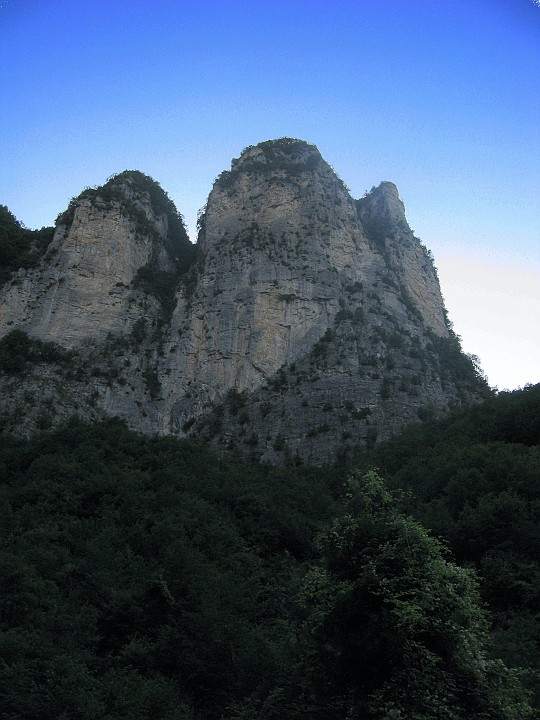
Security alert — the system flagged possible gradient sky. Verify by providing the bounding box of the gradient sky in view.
[1,0,539,390]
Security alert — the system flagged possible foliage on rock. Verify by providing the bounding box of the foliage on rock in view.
[0,205,54,284]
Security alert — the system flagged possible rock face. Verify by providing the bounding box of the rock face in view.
[0,139,489,464]
[1,199,151,347]
[0,172,183,347]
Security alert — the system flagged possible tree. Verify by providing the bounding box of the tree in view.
[0,205,54,283]
[300,470,533,719]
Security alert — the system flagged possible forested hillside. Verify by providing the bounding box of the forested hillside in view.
[360,382,540,708]
[0,384,538,718]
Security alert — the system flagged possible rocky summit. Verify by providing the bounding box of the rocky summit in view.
[0,138,489,464]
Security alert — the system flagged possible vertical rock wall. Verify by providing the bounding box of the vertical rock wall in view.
[0,140,489,462]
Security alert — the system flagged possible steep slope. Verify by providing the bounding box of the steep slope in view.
[0,171,195,436]
[0,140,489,461]
[162,139,373,429]
[356,181,449,335]
[0,171,192,347]
[172,139,488,463]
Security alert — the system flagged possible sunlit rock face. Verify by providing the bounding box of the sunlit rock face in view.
[0,140,489,463]
[166,141,371,399]
[0,173,173,347]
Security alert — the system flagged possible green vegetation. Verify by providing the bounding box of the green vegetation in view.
[132,264,184,322]
[142,364,161,399]
[359,382,540,706]
[300,470,532,718]
[215,138,323,190]
[0,329,74,374]
[427,330,492,397]
[0,385,538,718]
[55,171,197,323]
[0,420,334,719]
[56,170,190,254]
[0,205,54,284]
[358,213,394,251]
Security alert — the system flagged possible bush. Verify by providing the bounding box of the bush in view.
[0,205,54,284]
[0,329,73,374]
[301,470,534,718]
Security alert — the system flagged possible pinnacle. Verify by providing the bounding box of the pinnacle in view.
[358,181,406,224]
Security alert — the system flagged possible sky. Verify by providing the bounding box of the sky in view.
[1,0,539,391]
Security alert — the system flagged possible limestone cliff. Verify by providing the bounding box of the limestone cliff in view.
[0,171,193,346]
[356,181,448,336]
[0,139,490,463]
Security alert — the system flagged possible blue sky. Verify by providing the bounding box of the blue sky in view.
[1,0,539,390]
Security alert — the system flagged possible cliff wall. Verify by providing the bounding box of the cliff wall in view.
[0,140,489,463]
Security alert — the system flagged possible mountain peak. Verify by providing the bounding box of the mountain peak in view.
[357,181,407,226]
[235,137,321,166]
[214,138,325,191]
[0,143,489,462]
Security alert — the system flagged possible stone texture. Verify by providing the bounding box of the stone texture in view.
[0,140,489,462]
[0,180,167,348]
[356,181,448,336]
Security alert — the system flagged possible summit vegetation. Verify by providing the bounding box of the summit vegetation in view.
[0,205,54,284]
[0,384,538,718]
[215,138,324,190]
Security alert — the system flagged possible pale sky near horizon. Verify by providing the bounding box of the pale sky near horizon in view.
[1,0,539,391]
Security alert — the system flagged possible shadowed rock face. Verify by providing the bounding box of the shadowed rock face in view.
[0,140,489,463]
[356,181,448,337]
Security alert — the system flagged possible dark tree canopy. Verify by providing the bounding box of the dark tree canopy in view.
[0,385,538,718]
[300,470,532,719]
[0,204,54,284]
